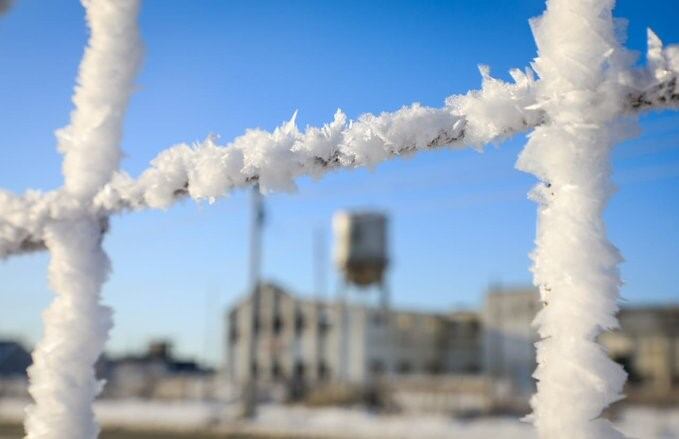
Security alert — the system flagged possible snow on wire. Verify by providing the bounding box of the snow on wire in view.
[0,0,677,438]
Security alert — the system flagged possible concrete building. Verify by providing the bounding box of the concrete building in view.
[226,282,679,410]
[482,286,541,400]
[225,283,482,392]
[0,340,31,377]
[102,341,214,400]
[0,340,32,399]
[482,287,679,405]
[601,306,679,403]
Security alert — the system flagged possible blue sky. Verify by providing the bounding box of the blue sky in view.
[0,0,677,366]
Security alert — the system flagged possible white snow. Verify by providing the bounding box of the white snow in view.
[2,399,679,439]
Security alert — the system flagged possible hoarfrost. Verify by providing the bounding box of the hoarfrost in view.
[22,1,142,438]
[0,1,677,438]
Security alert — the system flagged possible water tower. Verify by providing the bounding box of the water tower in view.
[333,211,390,382]
[333,211,389,308]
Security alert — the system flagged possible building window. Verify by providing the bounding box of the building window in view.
[464,363,481,374]
[397,360,412,374]
[371,312,386,326]
[318,314,330,335]
[273,315,283,335]
[253,316,261,335]
[426,361,443,375]
[229,326,239,343]
[294,361,306,379]
[271,361,282,380]
[317,361,329,380]
[229,310,239,342]
[612,354,639,383]
[295,311,306,336]
[370,359,385,375]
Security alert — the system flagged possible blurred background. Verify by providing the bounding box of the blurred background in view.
[0,0,677,437]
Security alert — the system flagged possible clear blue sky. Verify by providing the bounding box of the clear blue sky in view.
[0,0,677,366]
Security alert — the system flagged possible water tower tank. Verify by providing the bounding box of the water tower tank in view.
[333,211,388,286]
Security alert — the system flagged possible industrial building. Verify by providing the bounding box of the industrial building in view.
[481,288,679,405]
[482,286,541,400]
[601,306,679,403]
[101,341,214,400]
[225,282,482,390]
[228,205,679,412]
[0,340,31,377]
[226,284,679,409]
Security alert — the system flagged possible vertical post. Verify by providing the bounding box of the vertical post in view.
[25,2,141,435]
[314,226,327,301]
[314,226,327,382]
[25,218,112,439]
[242,183,264,417]
[517,1,629,437]
[337,280,350,382]
[202,288,216,401]
[379,280,389,314]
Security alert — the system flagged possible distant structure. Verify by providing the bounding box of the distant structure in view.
[0,340,31,377]
[226,284,679,410]
[226,283,481,393]
[482,286,541,401]
[333,211,389,288]
[601,306,679,403]
[101,341,214,400]
[0,340,32,399]
[331,210,393,392]
[242,185,266,416]
[483,287,679,406]
[0,339,215,401]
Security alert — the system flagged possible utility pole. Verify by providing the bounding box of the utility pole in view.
[314,225,326,301]
[314,225,327,381]
[242,183,265,417]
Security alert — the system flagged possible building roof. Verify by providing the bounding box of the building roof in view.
[0,340,32,376]
[617,305,679,336]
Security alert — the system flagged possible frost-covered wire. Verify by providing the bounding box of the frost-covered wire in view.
[94,67,541,212]
[89,32,678,216]
[0,66,541,257]
[2,31,676,258]
[626,29,679,113]
[516,0,637,437]
[21,1,142,438]
[58,0,143,200]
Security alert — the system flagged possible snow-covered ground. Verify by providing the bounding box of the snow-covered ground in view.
[1,398,678,438]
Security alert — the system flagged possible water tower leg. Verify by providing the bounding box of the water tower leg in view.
[379,280,390,314]
[337,280,350,382]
